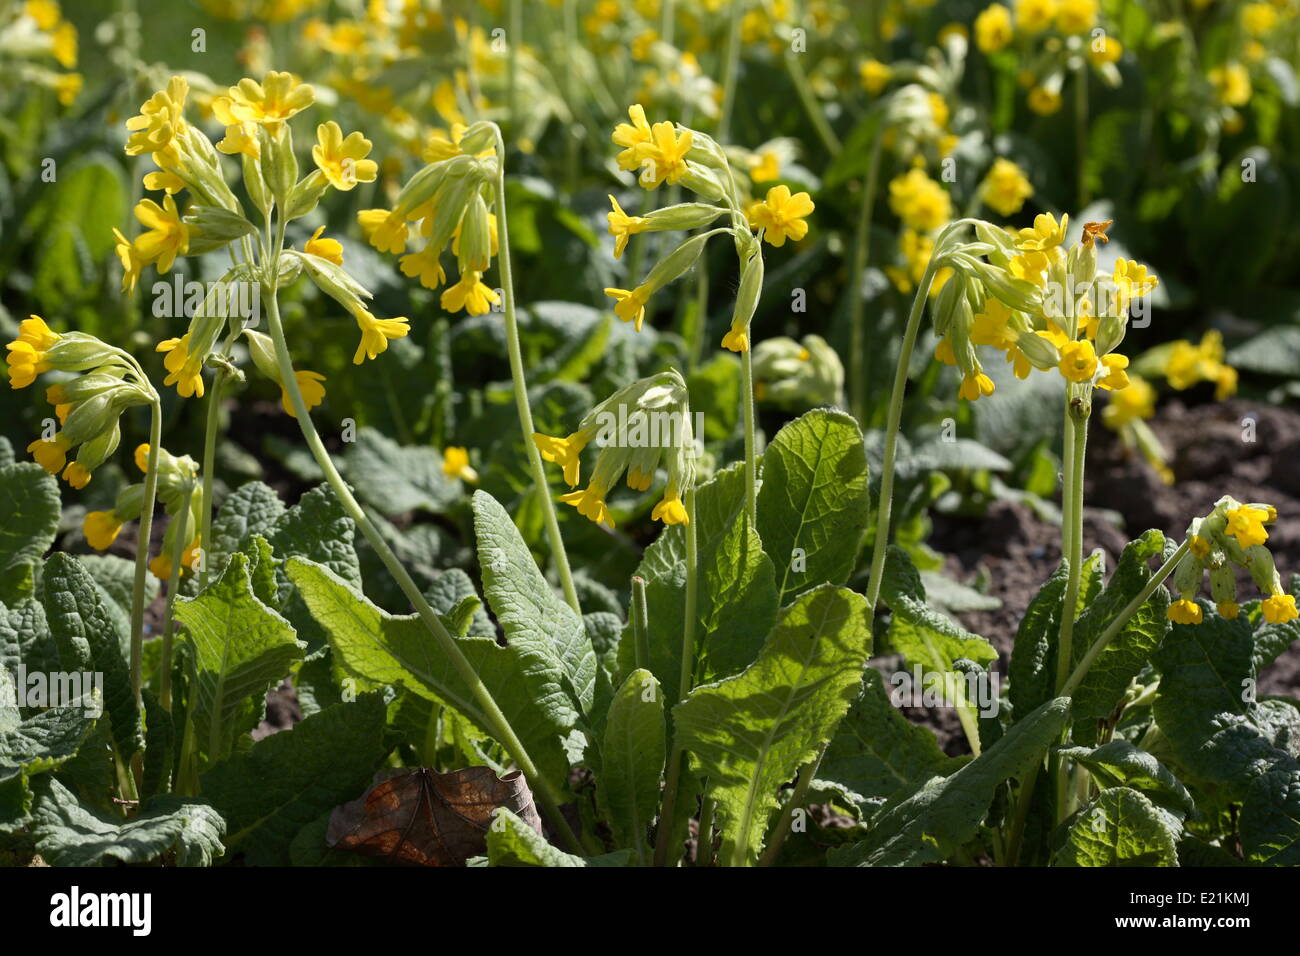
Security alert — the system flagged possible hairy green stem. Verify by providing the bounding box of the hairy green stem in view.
[631,575,650,671]
[129,402,163,714]
[197,369,227,590]
[1054,404,1090,693]
[741,349,758,527]
[158,484,194,713]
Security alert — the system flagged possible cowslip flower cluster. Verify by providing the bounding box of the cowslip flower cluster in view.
[533,370,696,529]
[1168,497,1297,626]
[604,104,814,353]
[0,0,81,104]
[930,214,1158,403]
[6,316,155,489]
[84,444,203,580]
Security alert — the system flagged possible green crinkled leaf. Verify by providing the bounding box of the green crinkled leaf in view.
[1009,561,1069,720]
[267,484,360,650]
[830,697,1071,867]
[1252,576,1300,672]
[673,585,873,866]
[424,568,496,637]
[882,546,998,672]
[1,598,57,677]
[77,554,159,624]
[174,552,304,763]
[40,552,141,758]
[0,670,96,825]
[757,409,870,606]
[33,777,225,867]
[201,694,389,866]
[1056,787,1182,867]
[473,490,595,719]
[597,669,664,862]
[0,462,60,604]
[206,480,287,576]
[343,427,460,517]
[485,808,632,867]
[816,668,963,813]
[1057,741,1195,816]
[286,557,573,789]
[1239,768,1300,865]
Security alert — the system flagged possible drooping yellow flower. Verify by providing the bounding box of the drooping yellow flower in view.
[361,209,408,255]
[26,0,61,31]
[212,95,261,159]
[651,490,689,525]
[1059,339,1098,382]
[1262,593,1298,624]
[604,286,651,331]
[859,59,892,94]
[1168,599,1203,625]
[313,121,379,190]
[1016,212,1069,252]
[1224,505,1270,548]
[282,370,326,419]
[440,271,501,316]
[53,72,82,106]
[124,76,189,165]
[1097,353,1130,391]
[442,446,479,483]
[980,158,1034,217]
[750,150,780,182]
[304,225,343,265]
[560,484,614,527]
[975,4,1013,53]
[84,510,124,551]
[1009,249,1050,286]
[352,310,411,365]
[62,461,91,489]
[607,195,649,259]
[143,169,185,194]
[722,319,750,353]
[226,71,315,128]
[971,300,1019,351]
[133,195,190,274]
[6,316,60,389]
[1208,63,1251,107]
[51,20,76,68]
[399,246,447,290]
[748,185,814,248]
[1217,601,1241,620]
[1055,0,1097,34]
[27,433,69,474]
[1243,2,1278,37]
[533,432,591,487]
[959,372,996,401]
[612,104,654,172]
[156,334,205,398]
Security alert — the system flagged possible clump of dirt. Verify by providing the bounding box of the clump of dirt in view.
[926,397,1300,754]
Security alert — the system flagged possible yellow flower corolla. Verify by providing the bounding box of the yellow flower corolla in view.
[651,491,689,525]
[62,461,91,489]
[125,76,189,165]
[441,271,501,316]
[1224,505,1270,548]
[1102,374,1155,429]
[959,372,996,401]
[1113,259,1158,309]
[442,446,479,483]
[1088,37,1122,66]
[1208,63,1251,106]
[607,195,649,259]
[156,333,205,398]
[1167,598,1203,625]
[975,4,1013,53]
[639,121,693,188]
[304,225,344,265]
[27,433,69,474]
[722,320,750,353]
[352,310,411,365]
[283,370,326,419]
[860,59,892,94]
[560,484,613,527]
[1262,593,1298,624]
[612,104,654,172]
[604,286,651,331]
[313,121,379,190]
[533,432,591,487]
[1097,353,1130,391]
[748,185,814,247]
[399,246,446,290]
[1217,601,1241,620]
[1055,0,1097,33]
[226,71,315,128]
[6,316,60,389]
[1242,3,1278,37]
[1016,212,1069,252]
[980,158,1034,216]
[1027,87,1062,115]
[888,168,952,233]
[1016,0,1057,33]
[133,195,190,274]
[84,510,124,551]
[1059,339,1099,382]
[212,96,261,159]
[360,209,409,255]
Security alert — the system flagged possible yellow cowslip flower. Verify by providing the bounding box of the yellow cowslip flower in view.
[1097,353,1130,391]
[1009,249,1050,286]
[935,337,958,366]
[980,158,1033,217]
[125,76,189,165]
[1208,63,1251,106]
[156,334,205,398]
[53,72,82,107]
[1217,601,1241,620]
[1027,87,1062,115]
[971,300,1019,351]
[928,93,950,129]
[1224,505,1270,548]
[1243,2,1277,37]
[1262,593,1298,624]
[533,432,591,487]
[225,71,315,128]
[860,59,892,94]
[612,104,654,172]
[1016,212,1069,252]
[1102,373,1155,429]
[150,535,201,581]
[1189,534,1211,559]
[51,20,76,68]
[133,195,190,274]
[604,286,651,331]
[639,121,693,189]
[134,443,150,473]
[560,483,614,527]
[748,185,814,248]
[722,318,751,353]
[1088,36,1122,67]
[750,150,780,183]
[1113,259,1158,308]
[626,466,654,492]
[651,488,689,525]
[6,316,60,388]
[26,0,61,30]
[1055,0,1097,33]
[959,372,996,401]
[1167,598,1203,625]
[143,169,185,194]
[352,310,411,365]
[304,225,343,265]
[975,4,1013,53]
[1016,0,1057,33]
[442,446,479,483]
[83,510,124,551]
[282,370,326,419]
[399,246,446,290]
[27,434,69,473]
[440,271,500,316]
[607,195,649,259]
[888,168,952,233]
[1059,339,1098,382]
[62,461,91,489]
[362,209,408,255]
[313,121,379,191]
[212,96,260,159]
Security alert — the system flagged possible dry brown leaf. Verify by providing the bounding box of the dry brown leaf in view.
[326,766,543,866]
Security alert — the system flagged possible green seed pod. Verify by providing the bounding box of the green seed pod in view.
[113,483,146,522]
[730,244,764,332]
[242,152,272,219]
[261,124,298,207]
[678,164,725,202]
[643,230,711,294]
[71,420,121,474]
